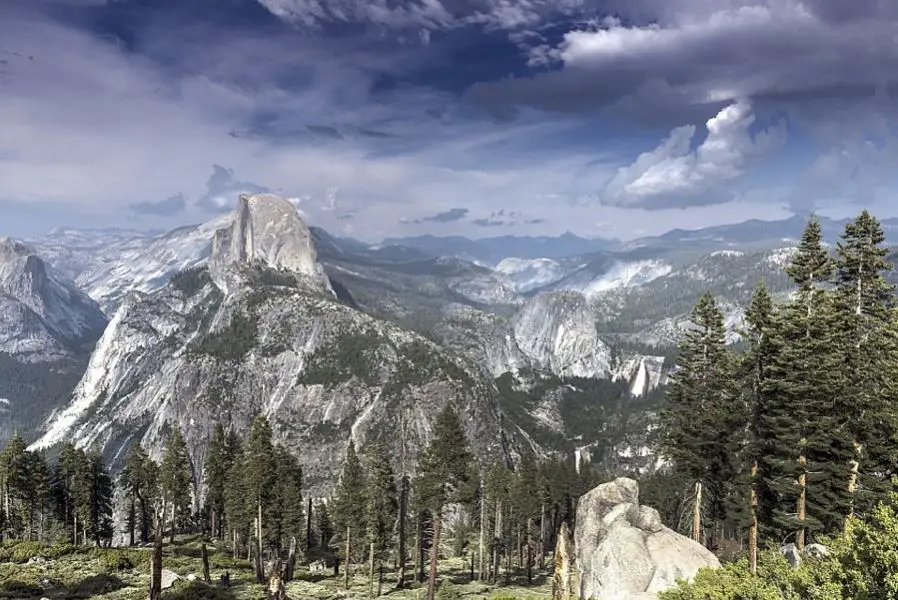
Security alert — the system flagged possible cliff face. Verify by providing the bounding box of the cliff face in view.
[0,238,106,361]
[31,195,509,495]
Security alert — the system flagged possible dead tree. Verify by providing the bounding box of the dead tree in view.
[552,522,575,600]
[285,536,297,582]
[201,543,211,583]
[149,541,163,600]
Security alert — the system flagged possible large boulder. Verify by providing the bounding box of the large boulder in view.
[574,477,720,600]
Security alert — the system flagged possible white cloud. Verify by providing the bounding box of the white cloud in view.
[603,100,785,208]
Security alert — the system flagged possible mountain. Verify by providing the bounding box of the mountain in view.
[31,195,512,494]
[0,238,107,441]
[379,232,617,264]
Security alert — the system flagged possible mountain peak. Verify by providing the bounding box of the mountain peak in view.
[209,193,332,293]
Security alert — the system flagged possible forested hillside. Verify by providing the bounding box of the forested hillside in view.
[658,210,898,598]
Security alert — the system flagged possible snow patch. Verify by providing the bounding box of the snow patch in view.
[580,260,672,295]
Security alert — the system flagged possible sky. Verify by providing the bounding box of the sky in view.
[2,0,898,242]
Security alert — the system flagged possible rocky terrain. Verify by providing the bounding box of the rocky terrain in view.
[30,195,510,494]
[13,197,877,487]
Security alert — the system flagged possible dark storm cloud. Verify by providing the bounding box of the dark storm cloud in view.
[196,165,269,212]
[129,192,188,216]
[464,2,898,123]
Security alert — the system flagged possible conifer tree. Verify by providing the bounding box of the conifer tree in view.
[659,291,738,546]
[364,440,398,569]
[739,281,778,572]
[331,439,367,563]
[416,402,474,600]
[0,433,30,538]
[86,450,114,546]
[832,210,898,521]
[204,424,239,539]
[763,217,841,545]
[54,442,91,544]
[314,501,334,549]
[242,414,278,567]
[121,443,159,544]
[160,426,193,542]
[273,445,304,549]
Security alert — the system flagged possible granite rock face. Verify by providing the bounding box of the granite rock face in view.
[574,477,720,600]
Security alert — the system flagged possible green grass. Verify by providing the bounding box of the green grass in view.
[0,538,551,600]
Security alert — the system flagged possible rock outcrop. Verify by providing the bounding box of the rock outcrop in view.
[574,477,719,600]
[31,194,509,505]
[0,238,106,360]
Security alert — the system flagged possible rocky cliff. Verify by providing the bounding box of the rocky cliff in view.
[31,195,509,494]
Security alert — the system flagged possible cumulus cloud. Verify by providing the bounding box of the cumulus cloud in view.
[602,100,786,209]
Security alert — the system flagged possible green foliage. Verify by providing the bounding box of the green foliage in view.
[436,578,462,600]
[330,439,367,551]
[662,491,898,600]
[169,267,212,297]
[161,425,193,539]
[297,330,383,387]
[364,439,398,563]
[193,310,258,360]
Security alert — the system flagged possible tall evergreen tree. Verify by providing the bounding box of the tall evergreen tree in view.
[204,424,239,539]
[160,426,193,542]
[365,440,398,568]
[242,414,278,559]
[86,450,114,546]
[273,445,304,549]
[331,439,367,562]
[763,217,842,545]
[416,402,474,600]
[121,443,159,544]
[659,291,738,546]
[831,210,898,521]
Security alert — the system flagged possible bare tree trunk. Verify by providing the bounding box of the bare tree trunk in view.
[306,498,313,550]
[369,542,376,598]
[692,481,702,544]
[202,543,211,583]
[478,481,486,580]
[797,454,807,551]
[416,515,425,583]
[232,530,239,561]
[505,541,511,585]
[749,461,758,575]
[129,498,136,546]
[539,502,546,571]
[551,522,574,600]
[425,515,442,600]
[345,526,352,590]
[526,517,533,585]
[149,541,163,600]
[256,501,265,583]
[286,536,297,582]
[397,476,408,588]
[845,441,861,533]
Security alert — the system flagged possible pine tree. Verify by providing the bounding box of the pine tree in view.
[86,450,114,546]
[0,433,30,538]
[242,414,278,579]
[416,402,474,600]
[53,442,91,544]
[204,424,239,539]
[831,210,898,522]
[738,281,778,572]
[659,291,738,546]
[763,217,842,544]
[121,443,159,544]
[160,426,193,542]
[314,501,334,549]
[273,445,304,549]
[364,440,398,568]
[331,439,367,563]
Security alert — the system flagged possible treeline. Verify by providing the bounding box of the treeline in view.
[659,211,898,571]
[0,437,113,545]
[1,404,599,599]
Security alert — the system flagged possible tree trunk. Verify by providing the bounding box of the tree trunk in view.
[526,517,533,585]
[551,522,574,600]
[306,498,313,550]
[692,481,702,544]
[256,502,265,583]
[233,530,239,561]
[369,542,376,598]
[539,502,546,570]
[797,454,807,550]
[129,498,136,546]
[416,515,425,583]
[478,482,486,580]
[425,515,442,600]
[202,543,211,583]
[169,500,175,544]
[845,441,862,533]
[344,526,351,590]
[505,541,511,585]
[149,541,163,600]
[286,536,297,582]
[470,553,474,582]
[749,461,758,575]
[397,476,408,588]
[211,510,217,540]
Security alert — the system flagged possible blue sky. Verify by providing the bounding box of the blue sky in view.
[2,0,898,241]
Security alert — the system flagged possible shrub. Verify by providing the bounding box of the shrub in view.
[436,579,462,600]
